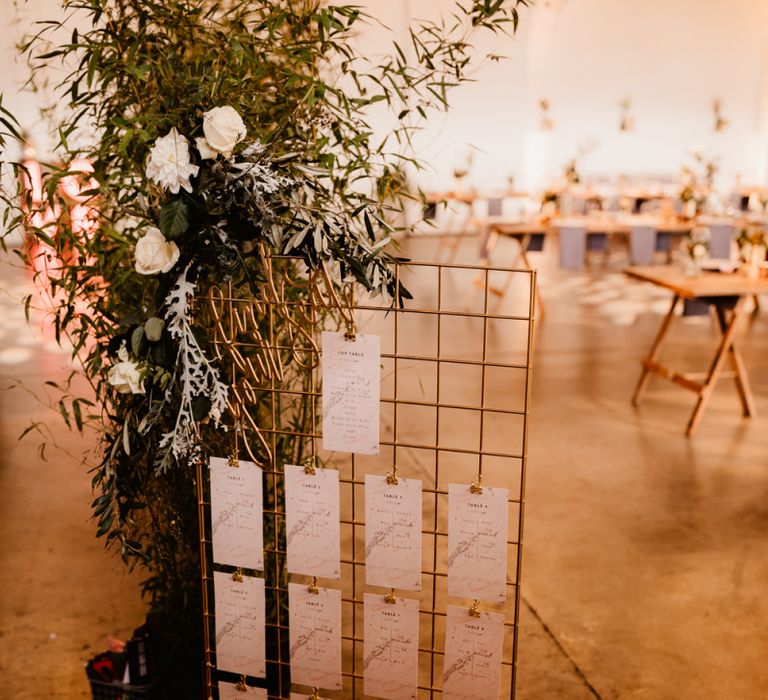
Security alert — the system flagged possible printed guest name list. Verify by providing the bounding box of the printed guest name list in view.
[322,331,380,455]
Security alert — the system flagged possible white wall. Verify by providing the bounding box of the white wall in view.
[361,0,768,193]
[5,0,768,194]
[520,0,768,190]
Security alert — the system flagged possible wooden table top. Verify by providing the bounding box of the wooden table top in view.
[481,215,697,236]
[625,265,768,298]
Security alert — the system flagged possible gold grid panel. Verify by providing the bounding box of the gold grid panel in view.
[197,257,536,699]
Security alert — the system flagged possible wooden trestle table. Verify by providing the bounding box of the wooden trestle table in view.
[625,265,768,436]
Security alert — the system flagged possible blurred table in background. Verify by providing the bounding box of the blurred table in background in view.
[625,265,768,436]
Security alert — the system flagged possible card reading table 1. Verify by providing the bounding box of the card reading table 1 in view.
[625,265,768,436]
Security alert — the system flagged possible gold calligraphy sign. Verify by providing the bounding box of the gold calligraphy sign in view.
[206,246,354,466]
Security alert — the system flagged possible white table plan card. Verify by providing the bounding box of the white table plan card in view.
[218,682,267,699]
[321,331,380,455]
[442,605,505,700]
[213,571,266,678]
[364,474,422,590]
[447,483,509,603]
[288,583,343,691]
[284,464,340,579]
[209,457,264,571]
[363,593,420,699]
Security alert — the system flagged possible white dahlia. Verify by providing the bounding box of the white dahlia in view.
[146,127,199,194]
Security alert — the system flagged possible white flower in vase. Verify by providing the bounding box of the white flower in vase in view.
[135,227,180,275]
[108,344,145,394]
[146,127,199,194]
[196,105,246,159]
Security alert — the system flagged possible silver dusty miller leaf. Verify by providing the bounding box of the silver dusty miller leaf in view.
[158,263,229,469]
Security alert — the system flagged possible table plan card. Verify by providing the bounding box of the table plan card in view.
[210,457,264,571]
[213,572,266,678]
[285,465,340,579]
[218,682,267,700]
[447,484,509,603]
[288,583,342,691]
[363,593,420,699]
[322,331,380,455]
[442,605,505,700]
[365,474,422,590]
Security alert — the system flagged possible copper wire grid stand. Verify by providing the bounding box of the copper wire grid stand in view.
[196,254,536,699]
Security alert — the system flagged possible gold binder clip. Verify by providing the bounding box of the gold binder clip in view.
[303,455,317,476]
[344,318,356,342]
[308,576,319,594]
[386,465,399,486]
[469,599,482,617]
[236,674,247,691]
[228,418,241,467]
[470,474,483,495]
[311,689,320,700]
[232,568,244,583]
[384,588,397,604]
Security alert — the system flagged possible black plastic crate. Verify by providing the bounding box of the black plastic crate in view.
[88,677,155,700]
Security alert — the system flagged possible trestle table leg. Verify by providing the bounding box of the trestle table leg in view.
[632,294,680,406]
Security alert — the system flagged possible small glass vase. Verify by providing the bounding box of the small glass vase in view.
[682,199,697,219]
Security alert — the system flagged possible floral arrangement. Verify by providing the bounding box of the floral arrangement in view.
[538,98,555,130]
[1,0,527,690]
[619,96,635,132]
[563,159,580,186]
[105,103,405,471]
[679,182,702,204]
[540,190,559,218]
[680,150,718,214]
[682,226,710,261]
[736,226,767,263]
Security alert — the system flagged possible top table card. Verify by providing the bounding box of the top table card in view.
[322,331,380,455]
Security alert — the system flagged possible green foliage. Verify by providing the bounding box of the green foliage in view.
[1,0,526,687]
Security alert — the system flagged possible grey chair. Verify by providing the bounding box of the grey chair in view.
[486,197,503,217]
[558,226,587,270]
[630,226,656,265]
[708,223,735,260]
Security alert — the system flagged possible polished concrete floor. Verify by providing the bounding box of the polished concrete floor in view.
[0,258,145,698]
[1,236,767,698]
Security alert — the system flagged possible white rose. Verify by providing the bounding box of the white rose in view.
[195,137,218,160]
[108,344,144,394]
[135,227,180,275]
[196,105,246,159]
